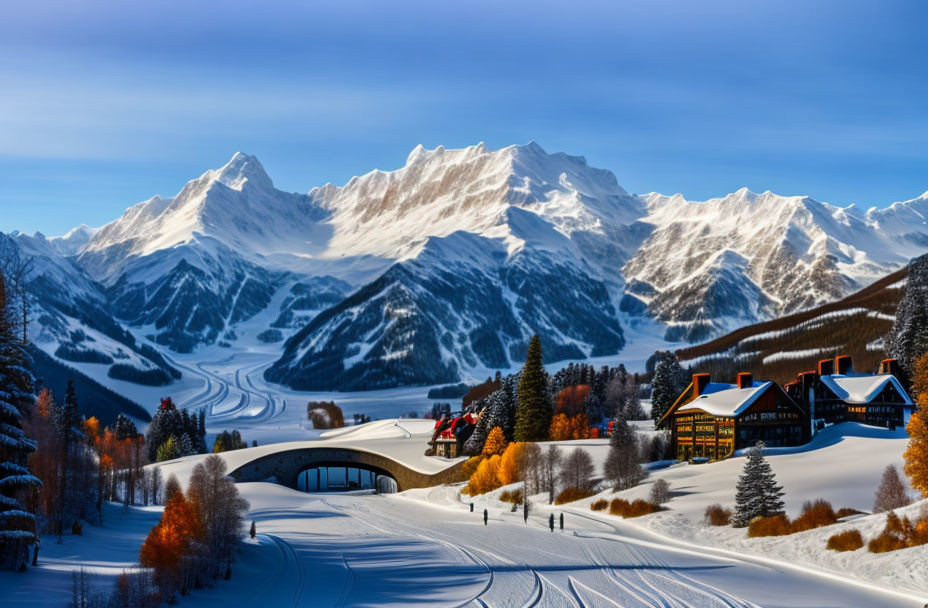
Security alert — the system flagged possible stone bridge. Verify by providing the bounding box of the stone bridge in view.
[228,446,466,492]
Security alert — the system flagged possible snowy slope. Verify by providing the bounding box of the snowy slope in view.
[3,232,179,386]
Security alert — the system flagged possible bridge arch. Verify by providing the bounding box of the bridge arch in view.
[227,446,464,493]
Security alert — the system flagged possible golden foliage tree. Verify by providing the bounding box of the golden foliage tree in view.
[548,414,571,441]
[555,385,590,416]
[498,442,529,486]
[468,454,502,495]
[139,491,203,592]
[905,353,928,496]
[482,426,507,457]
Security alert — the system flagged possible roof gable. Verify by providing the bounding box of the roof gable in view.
[677,381,772,418]
[819,374,913,405]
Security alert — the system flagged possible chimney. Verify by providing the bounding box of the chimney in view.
[817,359,834,376]
[736,372,753,389]
[692,373,711,399]
[879,358,901,377]
[835,355,852,375]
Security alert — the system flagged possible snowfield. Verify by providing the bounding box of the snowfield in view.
[2,420,926,606]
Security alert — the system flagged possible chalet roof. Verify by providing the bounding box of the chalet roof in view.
[819,374,913,405]
[677,381,771,418]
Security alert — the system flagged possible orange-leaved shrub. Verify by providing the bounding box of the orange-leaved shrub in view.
[482,427,507,457]
[590,499,608,511]
[462,456,483,479]
[609,498,661,518]
[826,529,864,552]
[704,504,732,526]
[747,514,792,537]
[499,489,523,504]
[791,499,838,533]
[555,488,595,505]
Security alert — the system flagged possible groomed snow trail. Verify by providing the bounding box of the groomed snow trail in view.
[200,483,920,608]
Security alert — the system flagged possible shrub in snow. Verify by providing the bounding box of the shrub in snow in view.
[554,488,595,505]
[704,504,732,527]
[747,514,792,537]
[873,465,912,513]
[733,443,784,527]
[590,499,608,511]
[791,499,838,533]
[499,489,523,504]
[609,498,661,518]
[836,507,863,518]
[826,529,864,552]
[649,479,671,505]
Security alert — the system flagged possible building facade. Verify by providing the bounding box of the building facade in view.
[658,372,809,461]
[784,356,913,431]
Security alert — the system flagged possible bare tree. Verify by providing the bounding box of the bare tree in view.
[559,448,594,492]
[542,445,563,504]
[604,418,645,490]
[518,442,543,495]
[649,479,671,505]
[0,237,32,344]
[873,465,912,513]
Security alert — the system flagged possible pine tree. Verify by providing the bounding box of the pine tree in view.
[0,272,41,570]
[650,352,686,423]
[888,253,928,375]
[515,335,551,442]
[462,401,490,456]
[733,443,784,527]
[873,465,911,512]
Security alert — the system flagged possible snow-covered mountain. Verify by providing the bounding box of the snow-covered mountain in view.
[1,232,179,386]
[30,143,928,390]
[625,188,928,341]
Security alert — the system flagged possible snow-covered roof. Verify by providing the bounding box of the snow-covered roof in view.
[677,381,772,417]
[819,374,913,405]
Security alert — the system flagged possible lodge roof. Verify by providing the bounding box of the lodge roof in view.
[819,373,913,405]
[677,381,772,418]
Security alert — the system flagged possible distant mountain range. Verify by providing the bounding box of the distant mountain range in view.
[10,143,928,390]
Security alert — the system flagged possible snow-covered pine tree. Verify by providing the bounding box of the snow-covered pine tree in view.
[515,335,552,442]
[0,271,41,570]
[650,352,686,424]
[888,253,928,376]
[462,399,490,456]
[733,443,784,527]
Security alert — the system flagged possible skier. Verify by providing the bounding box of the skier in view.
[484,508,488,525]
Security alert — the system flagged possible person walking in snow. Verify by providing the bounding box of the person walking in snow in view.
[559,513,564,530]
[549,513,554,532]
[484,508,488,525]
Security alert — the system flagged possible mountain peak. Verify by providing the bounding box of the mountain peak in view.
[212,152,272,191]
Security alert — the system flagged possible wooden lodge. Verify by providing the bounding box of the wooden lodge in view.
[657,372,809,462]
[784,356,913,432]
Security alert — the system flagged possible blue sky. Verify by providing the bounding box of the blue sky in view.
[1,0,926,235]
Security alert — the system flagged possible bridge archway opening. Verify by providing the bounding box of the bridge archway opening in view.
[296,463,398,494]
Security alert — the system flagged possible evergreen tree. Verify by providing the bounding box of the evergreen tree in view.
[650,352,686,424]
[733,443,784,527]
[515,335,552,442]
[888,253,928,376]
[0,272,41,570]
[114,414,137,440]
[485,377,517,441]
[462,399,490,456]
